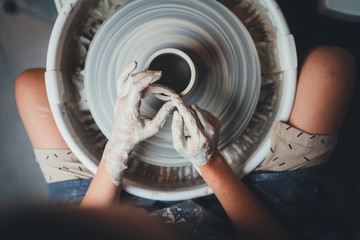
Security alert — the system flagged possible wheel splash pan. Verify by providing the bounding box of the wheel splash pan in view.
[45,0,297,201]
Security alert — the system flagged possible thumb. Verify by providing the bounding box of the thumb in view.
[172,110,187,156]
[144,101,174,134]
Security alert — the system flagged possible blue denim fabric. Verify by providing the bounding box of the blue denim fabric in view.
[244,161,358,240]
[46,161,358,239]
[47,179,163,209]
[47,179,92,207]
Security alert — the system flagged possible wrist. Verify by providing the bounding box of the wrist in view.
[199,150,226,170]
[199,150,237,189]
[103,140,134,186]
[103,139,133,162]
[189,147,218,166]
[194,149,224,175]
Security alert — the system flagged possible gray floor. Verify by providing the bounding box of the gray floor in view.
[0,0,58,205]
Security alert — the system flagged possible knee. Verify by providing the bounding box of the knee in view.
[310,45,354,64]
[15,68,45,93]
[303,45,355,87]
[308,45,355,77]
[15,68,46,104]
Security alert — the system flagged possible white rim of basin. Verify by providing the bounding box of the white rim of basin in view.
[45,0,297,201]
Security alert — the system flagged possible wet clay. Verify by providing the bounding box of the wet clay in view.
[60,0,283,189]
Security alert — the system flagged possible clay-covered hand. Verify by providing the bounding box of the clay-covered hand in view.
[171,95,221,170]
[103,61,175,185]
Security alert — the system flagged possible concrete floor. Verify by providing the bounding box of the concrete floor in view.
[0,0,57,205]
[0,0,359,209]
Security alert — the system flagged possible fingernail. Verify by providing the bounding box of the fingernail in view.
[154,71,162,77]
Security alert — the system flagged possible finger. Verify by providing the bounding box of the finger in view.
[127,73,165,119]
[190,104,209,129]
[142,84,176,99]
[206,111,221,130]
[171,95,200,136]
[191,104,217,126]
[191,104,221,131]
[171,110,187,154]
[130,70,162,92]
[117,61,137,94]
[145,101,174,133]
[127,90,142,119]
[192,104,221,129]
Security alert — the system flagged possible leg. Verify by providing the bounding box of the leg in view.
[249,46,357,238]
[15,68,69,149]
[289,45,356,135]
[16,69,93,207]
[256,45,355,172]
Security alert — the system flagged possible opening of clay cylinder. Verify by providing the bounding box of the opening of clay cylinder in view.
[146,48,196,100]
[149,53,191,94]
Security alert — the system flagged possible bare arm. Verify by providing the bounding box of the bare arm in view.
[81,62,175,208]
[171,97,290,240]
[81,158,122,207]
[200,151,291,240]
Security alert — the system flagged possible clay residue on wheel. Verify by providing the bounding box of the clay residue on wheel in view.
[60,0,125,161]
[60,0,282,188]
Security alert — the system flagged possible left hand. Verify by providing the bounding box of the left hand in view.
[103,61,176,185]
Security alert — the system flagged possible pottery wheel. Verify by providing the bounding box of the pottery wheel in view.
[85,0,261,167]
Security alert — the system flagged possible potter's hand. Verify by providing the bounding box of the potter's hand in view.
[103,61,175,185]
[171,96,221,170]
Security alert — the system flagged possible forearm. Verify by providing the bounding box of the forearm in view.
[81,63,174,208]
[199,152,291,240]
[81,158,122,208]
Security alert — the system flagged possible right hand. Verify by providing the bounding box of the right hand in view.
[171,95,221,169]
